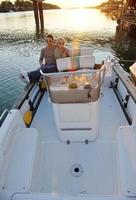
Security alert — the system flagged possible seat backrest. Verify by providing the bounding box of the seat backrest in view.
[79,55,95,69]
[80,47,93,56]
[56,57,71,72]
[56,55,95,72]
[68,47,93,57]
[71,48,80,57]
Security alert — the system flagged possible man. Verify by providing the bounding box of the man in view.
[20,34,58,84]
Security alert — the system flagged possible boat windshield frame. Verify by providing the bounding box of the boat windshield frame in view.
[40,67,104,104]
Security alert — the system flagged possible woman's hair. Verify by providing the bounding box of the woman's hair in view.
[57,37,65,45]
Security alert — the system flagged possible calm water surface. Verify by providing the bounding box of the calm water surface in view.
[0,9,136,114]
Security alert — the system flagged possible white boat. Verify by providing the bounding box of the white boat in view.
[0,49,136,200]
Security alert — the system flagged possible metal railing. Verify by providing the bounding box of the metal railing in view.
[0,109,10,127]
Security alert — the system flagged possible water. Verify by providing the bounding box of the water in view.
[0,9,136,115]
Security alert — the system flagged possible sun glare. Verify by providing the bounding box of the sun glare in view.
[68,9,107,32]
[74,0,87,8]
[46,9,111,34]
[70,9,91,30]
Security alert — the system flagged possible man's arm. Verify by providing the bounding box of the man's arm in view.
[39,48,44,65]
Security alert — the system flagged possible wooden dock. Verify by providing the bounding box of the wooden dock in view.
[117,0,136,36]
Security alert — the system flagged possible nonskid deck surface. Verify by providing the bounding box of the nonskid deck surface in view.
[33,141,117,195]
[30,86,128,195]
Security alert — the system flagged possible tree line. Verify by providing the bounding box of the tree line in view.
[0,0,60,12]
[97,0,127,9]
[97,0,136,11]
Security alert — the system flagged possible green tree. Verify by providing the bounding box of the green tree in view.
[0,0,14,10]
[14,0,24,9]
[14,0,33,10]
[22,1,33,9]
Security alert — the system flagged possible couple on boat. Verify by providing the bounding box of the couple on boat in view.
[20,34,136,86]
[20,34,70,84]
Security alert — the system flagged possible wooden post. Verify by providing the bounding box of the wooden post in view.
[120,0,125,17]
[38,1,44,31]
[33,0,39,29]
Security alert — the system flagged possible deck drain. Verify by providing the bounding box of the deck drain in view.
[80,190,88,195]
[70,164,83,177]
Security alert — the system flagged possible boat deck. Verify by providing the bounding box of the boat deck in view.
[31,86,128,142]
[30,86,128,195]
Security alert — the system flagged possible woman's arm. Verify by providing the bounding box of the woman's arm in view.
[63,48,70,57]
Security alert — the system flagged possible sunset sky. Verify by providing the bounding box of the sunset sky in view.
[46,0,108,8]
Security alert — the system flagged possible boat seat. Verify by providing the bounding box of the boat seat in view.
[79,55,95,69]
[68,47,93,57]
[0,128,38,192]
[56,55,95,72]
[0,109,25,163]
[68,48,80,57]
[80,47,94,56]
[117,125,136,197]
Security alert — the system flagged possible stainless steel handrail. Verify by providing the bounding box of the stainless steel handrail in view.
[0,109,9,126]
[0,109,9,121]
[112,60,136,103]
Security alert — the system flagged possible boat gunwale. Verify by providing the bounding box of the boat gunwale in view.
[12,82,37,109]
[112,64,136,104]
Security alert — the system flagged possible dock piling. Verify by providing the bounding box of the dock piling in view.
[32,0,44,31]
[38,1,44,30]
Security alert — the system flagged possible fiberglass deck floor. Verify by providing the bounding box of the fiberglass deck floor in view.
[30,86,128,195]
[31,86,128,142]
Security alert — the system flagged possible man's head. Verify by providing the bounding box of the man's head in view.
[47,34,54,47]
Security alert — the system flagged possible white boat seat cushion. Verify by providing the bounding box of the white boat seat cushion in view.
[0,128,38,192]
[117,126,136,197]
[0,109,25,156]
[56,55,95,72]
[71,48,80,56]
[80,47,93,55]
[79,55,95,69]
[68,47,93,57]
[56,57,71,72]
